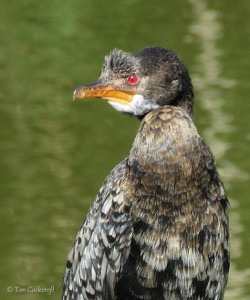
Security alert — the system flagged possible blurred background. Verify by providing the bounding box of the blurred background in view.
[0,0,249,299]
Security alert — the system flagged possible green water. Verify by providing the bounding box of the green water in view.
[0,0,249,299]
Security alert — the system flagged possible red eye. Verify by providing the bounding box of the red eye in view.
[127,75,139,85]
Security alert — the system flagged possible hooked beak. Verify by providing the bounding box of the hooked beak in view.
[73,82,136,105]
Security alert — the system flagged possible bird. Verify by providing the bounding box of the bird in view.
[62,47,229,300]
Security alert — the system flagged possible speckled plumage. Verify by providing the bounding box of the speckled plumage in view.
[62,47,229,300]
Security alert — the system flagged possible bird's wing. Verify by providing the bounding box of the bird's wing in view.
[62,159,133,300]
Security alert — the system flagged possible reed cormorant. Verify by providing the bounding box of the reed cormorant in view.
[62,47,229,300]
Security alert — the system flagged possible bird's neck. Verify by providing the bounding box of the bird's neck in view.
[170,90,194,118]
[136,93,194,121]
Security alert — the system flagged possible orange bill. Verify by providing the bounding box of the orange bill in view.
[73,82,136,105]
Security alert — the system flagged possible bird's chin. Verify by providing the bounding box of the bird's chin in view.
[108,94,159,117]
[108,101,132,114]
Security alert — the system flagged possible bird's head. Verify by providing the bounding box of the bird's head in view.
[74,47,194,118]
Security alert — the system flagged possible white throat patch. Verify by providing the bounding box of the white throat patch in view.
[108,94,159,116]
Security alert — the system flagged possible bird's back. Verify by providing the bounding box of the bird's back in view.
[115,106,229,299]
[62,106,229,300]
